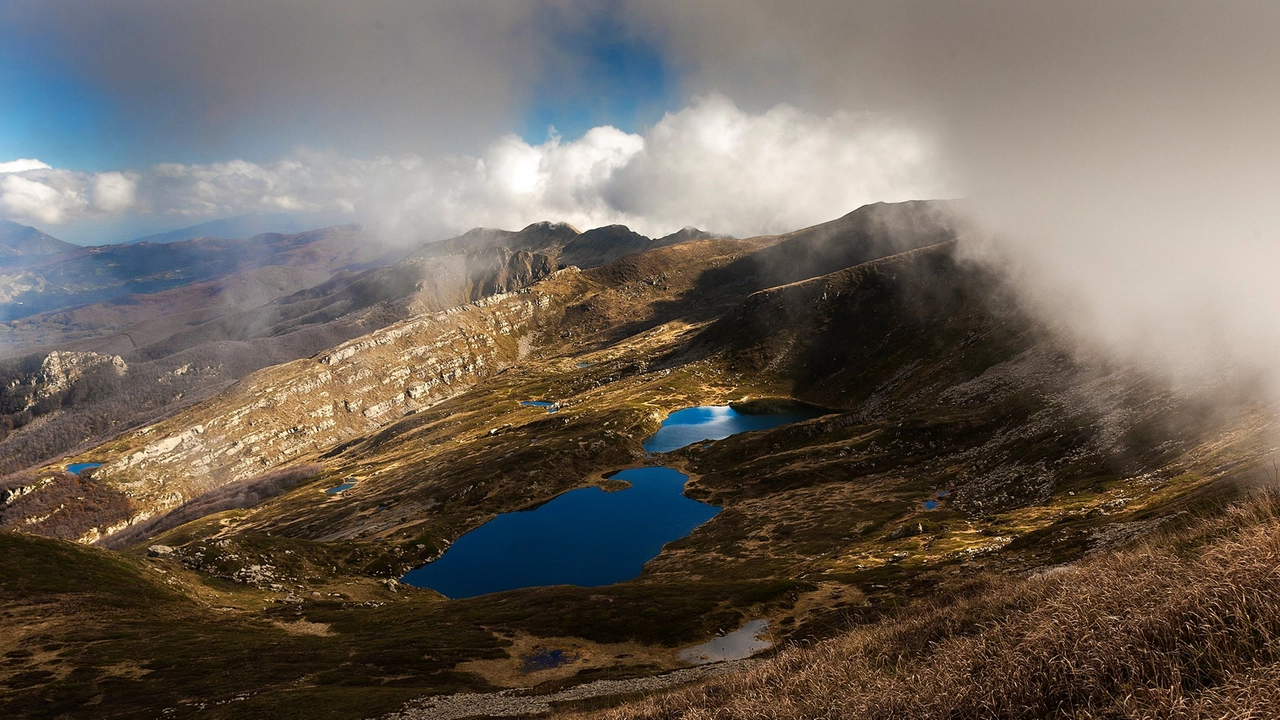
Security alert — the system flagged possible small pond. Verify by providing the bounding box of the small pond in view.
[678,619,773,664]
[923,490,951,510]
[642,404,826,453]
[521,648,578,673]
[325,480,357,494]
[401,467,719,598]
[520,400,558,413]
[67,462,102,475]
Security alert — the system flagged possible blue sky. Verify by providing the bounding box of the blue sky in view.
[0,43,119,170]
[0,2,954,246]
[0,3,701,243]
[519,14,675,144]
[0,4,678,172]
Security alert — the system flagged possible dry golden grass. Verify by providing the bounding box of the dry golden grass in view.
[594,492,1280,720]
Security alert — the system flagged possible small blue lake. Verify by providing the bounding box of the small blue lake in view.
[642,405,825,453]
[521,400,558,413]
[325,481,357,494]
[401,467,719,598]
[67,463,102,475]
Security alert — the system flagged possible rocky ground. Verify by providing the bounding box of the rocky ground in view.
[383,661,761,720]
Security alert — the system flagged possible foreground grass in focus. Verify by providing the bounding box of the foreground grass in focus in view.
[590,490,1280,719]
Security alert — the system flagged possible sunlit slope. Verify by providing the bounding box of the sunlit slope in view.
[52,200,957,544]
[0,246,561,489]
[73,269,589,534]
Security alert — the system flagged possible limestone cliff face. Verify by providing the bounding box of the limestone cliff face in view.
[7,351,128,410]
[400,247,556,315]
[87,269,584,526]
[466,247,556,300]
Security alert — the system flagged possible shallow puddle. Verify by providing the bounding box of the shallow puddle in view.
[678,620,773,664]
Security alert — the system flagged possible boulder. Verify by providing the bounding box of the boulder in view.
[886,523,924,540]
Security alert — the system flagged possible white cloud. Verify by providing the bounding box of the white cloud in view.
[0,174,87,225]
[92,172,138,213]
[0,159,52,173]
[602,96,943,236]
[371,96,944,239]
[0,97,948,240]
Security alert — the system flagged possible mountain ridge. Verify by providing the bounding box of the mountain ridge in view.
[126,212,352,245]
[0,219,78,260]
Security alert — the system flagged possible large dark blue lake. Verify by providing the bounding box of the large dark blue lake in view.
[642,405,825,453]
[401,402,826,598]
[401,467,718,598]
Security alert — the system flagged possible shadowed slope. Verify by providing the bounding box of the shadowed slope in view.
[688,240,1029,406]
[696,199,959,292]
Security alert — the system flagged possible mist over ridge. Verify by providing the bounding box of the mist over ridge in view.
[4,4,1280,710]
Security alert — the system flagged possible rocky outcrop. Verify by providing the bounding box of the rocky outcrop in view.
[886,523,925,540]
[6,351,128,410]
[399,247,556,315]
[466,247,556,300]
[83,270,585,528]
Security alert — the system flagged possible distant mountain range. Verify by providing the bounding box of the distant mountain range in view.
[0,218,730,323]
[126,212,352,245]
[0,224,403,321]
[0,220,78,259]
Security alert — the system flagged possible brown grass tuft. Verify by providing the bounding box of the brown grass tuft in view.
[594,490,1280,719]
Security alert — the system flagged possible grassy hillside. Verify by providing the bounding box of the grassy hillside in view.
[592,490,1280,719]
[0,529,508,720]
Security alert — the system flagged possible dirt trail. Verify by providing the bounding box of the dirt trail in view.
[380,659,760,719]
